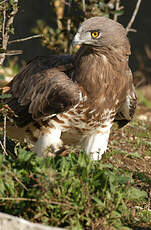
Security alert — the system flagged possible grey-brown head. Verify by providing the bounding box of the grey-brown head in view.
[72,17,129,50]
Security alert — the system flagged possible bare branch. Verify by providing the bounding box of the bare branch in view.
[8,34,43,44]
[126,0,142,34]
[0,0,7,5]
[0,50,22,60]
[113,0,120,22]
[82,0,86,14]
[54,0,65,30]
[66,0,72,53]
[3,115,6,152]
[0,197,37,202]
[2,9,6,40]
[0,197,77,208]
[128,28,137,33]
[0,140,7,155]
[0,54,6,64]
[0,0,19,66]
[6,49,23,55]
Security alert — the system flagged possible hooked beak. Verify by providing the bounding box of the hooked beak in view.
[72,32,83,47]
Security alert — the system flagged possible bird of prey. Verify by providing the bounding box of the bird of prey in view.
[4,17,137,160]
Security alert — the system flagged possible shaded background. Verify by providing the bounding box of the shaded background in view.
[8,0,151,85]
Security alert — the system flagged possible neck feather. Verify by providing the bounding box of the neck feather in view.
[74,45,129,98]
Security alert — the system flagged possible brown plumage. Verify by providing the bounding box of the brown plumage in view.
[4,17,137,160]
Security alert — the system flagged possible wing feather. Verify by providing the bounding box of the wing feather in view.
[114,69,137,128]
[5,55,81,126]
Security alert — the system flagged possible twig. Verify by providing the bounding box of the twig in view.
[126,0,142,34]
[43,198,77,209]
[0,197,77,209]
[128,28,137,33]
[2,164,28,191]
[82,0,86,14]
[3,115,6,152]
[113,0,120,22]
[0,0,19,66]
[8,34,43,44]
[2,9,6,40]
[66,0,72,53]
[0,9,7,65]
[5,49,23,55]
[135,206,151,212]
[0,50,22,59]
[0,197,37,202]
[0,0,7,5]
[0,140,7,155]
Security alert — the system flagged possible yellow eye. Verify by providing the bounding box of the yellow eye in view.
[91,31,100,38]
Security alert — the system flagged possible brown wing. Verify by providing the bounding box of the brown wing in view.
[4,55,81,127]
[114,68,137,128]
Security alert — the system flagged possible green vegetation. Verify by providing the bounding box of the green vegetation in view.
[0,109,151,229]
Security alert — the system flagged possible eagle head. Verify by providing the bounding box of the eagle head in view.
[72,17,128,50]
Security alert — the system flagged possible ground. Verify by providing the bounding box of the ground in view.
[104,99,151,229]
[108,105,151,175]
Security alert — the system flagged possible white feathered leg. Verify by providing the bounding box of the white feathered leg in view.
[33,128,63,156]
[82,124,112,160]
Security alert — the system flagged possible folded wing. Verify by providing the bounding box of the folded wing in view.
[5,55,81,126]
[114,69,137,128]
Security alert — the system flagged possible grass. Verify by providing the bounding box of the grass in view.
[0,145,148,230]
[0,89,151,229]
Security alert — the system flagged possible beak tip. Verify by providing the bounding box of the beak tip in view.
[72,40,76,47]
[72,42,78,47]
[72,33,81,47]
[72,38,79,47]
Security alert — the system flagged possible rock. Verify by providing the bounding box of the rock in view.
[0,212,65,230]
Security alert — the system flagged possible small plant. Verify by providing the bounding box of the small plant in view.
[0,140,150,229]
